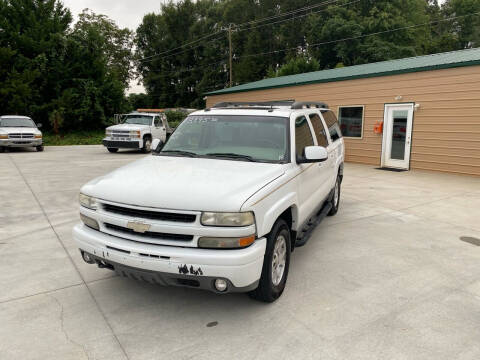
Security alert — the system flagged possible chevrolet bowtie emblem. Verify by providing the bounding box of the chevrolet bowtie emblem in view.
[127,221,151,233]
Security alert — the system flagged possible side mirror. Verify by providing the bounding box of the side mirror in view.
[298,146,328,164]
[151,138,164,154]
[36,123,42,128]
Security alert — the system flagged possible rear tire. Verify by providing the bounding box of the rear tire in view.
[328,175,341,216]
[107,148,118,153]
[249,219,291,302]
[36,145,44,152]
[142,137,152,153]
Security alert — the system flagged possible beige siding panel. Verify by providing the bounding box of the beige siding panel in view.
[207,65,480,176]
[410,160,480,176]
[412,146,480,158]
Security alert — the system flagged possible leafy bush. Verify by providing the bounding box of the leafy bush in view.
[165,110,188,128]
[43,131,104,146]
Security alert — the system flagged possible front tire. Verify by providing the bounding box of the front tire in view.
[107,148,118,153]
[249,219,291,302]
[328,175,341,216]
[142,137,152,153]
[36,145,44,152]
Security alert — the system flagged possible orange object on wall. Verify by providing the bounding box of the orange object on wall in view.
[373,121,383,134]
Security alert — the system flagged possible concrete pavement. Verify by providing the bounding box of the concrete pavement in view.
[1,145,480,360]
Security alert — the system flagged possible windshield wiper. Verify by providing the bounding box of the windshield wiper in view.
[205,153,257,162]
[160,150,197,157]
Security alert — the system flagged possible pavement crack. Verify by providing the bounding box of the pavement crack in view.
[48,294,90,360]
[7,153,130,360]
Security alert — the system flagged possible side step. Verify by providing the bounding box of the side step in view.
[295,202,332,248]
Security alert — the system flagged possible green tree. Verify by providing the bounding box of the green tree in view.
[268,56,320,77]
[0,1,133,131]
[0,0,72,118]
[442,0,480,49]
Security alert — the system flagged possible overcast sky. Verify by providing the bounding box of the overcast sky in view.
[61,0,448,93]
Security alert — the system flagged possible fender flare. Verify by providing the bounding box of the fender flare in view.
[258,192,299,237]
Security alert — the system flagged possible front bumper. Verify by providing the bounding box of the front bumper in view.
[0,139,42,147]
[103,138,142,149]
[72,224,266,293]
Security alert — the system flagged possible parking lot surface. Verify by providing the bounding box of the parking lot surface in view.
[1,145,480,360]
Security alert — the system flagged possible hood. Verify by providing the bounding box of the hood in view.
[82,156,286,212]
[107,124,149,131]
[0,127,41,134]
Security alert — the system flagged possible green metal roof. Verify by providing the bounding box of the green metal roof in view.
[207,48,480,95]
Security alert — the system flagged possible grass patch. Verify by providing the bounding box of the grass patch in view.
[43,131,104,146]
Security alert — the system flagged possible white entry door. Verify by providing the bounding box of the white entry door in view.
[382,104,414,170]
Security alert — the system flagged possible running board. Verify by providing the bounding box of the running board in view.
[295,202,332,248]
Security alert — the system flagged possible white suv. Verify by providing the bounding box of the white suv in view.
[0,115,43,152]
[73,101,344,302]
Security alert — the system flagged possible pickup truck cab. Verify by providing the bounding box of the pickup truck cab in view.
[0,115,43,152]
[73,101,344,302]
[103,111,173,153]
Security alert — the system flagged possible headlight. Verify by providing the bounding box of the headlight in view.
[201,212,255,227]
[198,235,255,249]
[34,134,42,139]
[79,193,98,210]
[130,130,141,138]
[106,130,112,136]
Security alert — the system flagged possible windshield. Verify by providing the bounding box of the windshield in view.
[161,115,290,163]
[123,115,152,126]
[0,117,36,127]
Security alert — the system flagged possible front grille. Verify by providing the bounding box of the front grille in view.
[8,133,34,139]
[104,223,194,242]
[112,133,130,138]
[102,203,196,223]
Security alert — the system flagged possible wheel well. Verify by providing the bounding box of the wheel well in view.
[278,208,297,252]
[143,134,152,140]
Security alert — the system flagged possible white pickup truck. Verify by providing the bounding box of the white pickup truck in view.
[73,101,344,302]
[103,111,173,153]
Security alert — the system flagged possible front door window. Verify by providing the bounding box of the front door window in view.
[390,110,408,160]
[382,104,414,170]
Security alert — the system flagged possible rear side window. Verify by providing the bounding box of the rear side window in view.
[322,110,342,142]
[308,113,329,147]
[295,116,314,157]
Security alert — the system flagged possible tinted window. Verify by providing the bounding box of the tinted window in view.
[295,116,314,158]
[162,115,289,163]
[0,117,36,127]
[308,113,329,147]
[338,106,363,138]
[124,115,153,126]
[322,110,342,142]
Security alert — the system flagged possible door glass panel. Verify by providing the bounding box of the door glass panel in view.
[390,110,408,160]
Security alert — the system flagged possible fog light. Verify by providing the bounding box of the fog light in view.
[82,251,96,264]
[80,213,100,230]
[214,279,228,292]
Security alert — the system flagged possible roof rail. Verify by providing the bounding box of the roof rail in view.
[290,101,328,109]
[212,100,295,108]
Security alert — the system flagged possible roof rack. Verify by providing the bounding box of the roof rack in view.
[291,101,328,109]
[212,100,295,108]
[211,100,328,110]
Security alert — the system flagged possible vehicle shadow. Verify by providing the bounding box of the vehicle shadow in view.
[1,147,38,153]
